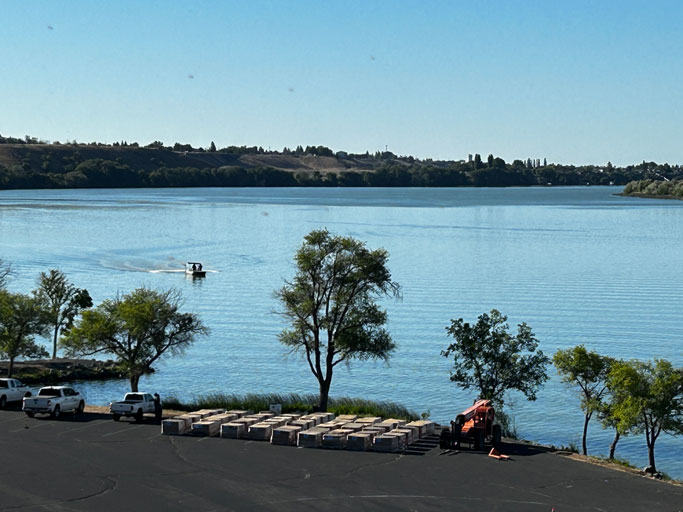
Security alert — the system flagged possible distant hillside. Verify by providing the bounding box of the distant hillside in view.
[1,139,682,189]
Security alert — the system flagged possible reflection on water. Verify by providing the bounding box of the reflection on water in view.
[0,186,682,477]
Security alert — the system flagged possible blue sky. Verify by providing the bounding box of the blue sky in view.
[1,0,682,165]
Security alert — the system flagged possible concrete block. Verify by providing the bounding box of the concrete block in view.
[405,421,425,438]
[226,409,249,418]
[347,432,374,451]
[410,420,435,435]
[194,408,226,418]
[322,429,353,449]
[335,414,358,422]
[399,424,420,442]
[211,413,238,424]
[237,417,260,427]
[191,420,220,437]
[221,422,247,439]
[297,428,325,448]
[340,423,364,432]
[183,413,204,423]
[392,428,414,445]
[291,419,314,430]
[257,411,275,418]
[373,434,400,452]
[271,425,302,446]
[161,419,189,435]
[384,418,407,427]
[247,423,273,441]
[172,415,194,429]
[355,416,381,425]
[362,426,389,435]
[377,420,400,430]
[281,413,302,420]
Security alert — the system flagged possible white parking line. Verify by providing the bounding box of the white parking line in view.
[101,425,141,437]
[10,421,55,433]
[57,421,107,435]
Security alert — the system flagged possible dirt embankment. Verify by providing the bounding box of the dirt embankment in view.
[0,358,133,384]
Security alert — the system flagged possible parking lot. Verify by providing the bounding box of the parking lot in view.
[0,408,681,511]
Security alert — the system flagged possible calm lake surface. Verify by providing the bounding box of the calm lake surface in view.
[1,186,682,476]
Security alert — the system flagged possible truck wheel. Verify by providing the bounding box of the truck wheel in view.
[51,405,61,419]
[24,391,32,398]
[0,395,6,409]
[26,411,34,418]
[493,424,502,447]
[76,401,84,415]
[135,409,143,423]
[112,414,121,422]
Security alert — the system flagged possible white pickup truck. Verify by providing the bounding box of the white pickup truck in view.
[23,386,85,418]
[110,392,159,422]
[0,378,33,409]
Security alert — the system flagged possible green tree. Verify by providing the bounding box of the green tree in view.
[34,269,92,359]
[209,141,217,152]
[606,359,683,473]
[61,288,208,391]
[442,309,549,407]
[275,229,401,411]
[0,291,49,377]
[0,259,10,289]
[553,345,613,455]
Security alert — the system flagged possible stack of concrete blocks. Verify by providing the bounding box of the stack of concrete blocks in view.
[226,409,249,418]
[346,432,374,451]
[221,422,247,439]
[271,425,302,446]
[391,427,414,445]
[194,408,226,418]
[191,412,237,436]
[386,430,408,451]
[405,420,435,437]
[339,422,363,432]
[322,428,353,449]
[161,416,192,435]
[355,417,381,427]
[377,419,402,431]
[372,434,401,453]
[297,428,328,448]
[281,413,301,422]
[290,418,315,431]
[247,422,273,441]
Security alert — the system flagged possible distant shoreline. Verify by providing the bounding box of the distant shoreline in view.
[618,192,683,201]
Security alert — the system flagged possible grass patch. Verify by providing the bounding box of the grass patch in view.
[163,392,420,421]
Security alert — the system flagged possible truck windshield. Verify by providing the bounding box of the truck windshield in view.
[38,388,61,397]
[125,394,143,401]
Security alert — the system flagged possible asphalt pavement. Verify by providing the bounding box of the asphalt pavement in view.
[0,408,681,512]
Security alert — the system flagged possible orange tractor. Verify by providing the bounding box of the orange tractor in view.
[439,399,502,451]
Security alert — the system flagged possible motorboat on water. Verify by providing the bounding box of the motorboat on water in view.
[185,262,206,277]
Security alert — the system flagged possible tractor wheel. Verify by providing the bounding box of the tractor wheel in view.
[474,430,485,451]
[493,424,502,447]
[76,401,85,415]
[51,405,61,419]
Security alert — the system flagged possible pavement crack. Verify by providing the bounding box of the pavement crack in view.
[64,475,118,502]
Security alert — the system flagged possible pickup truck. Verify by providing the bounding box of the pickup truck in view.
[110,392,159,422]
[23,386,85,418]
[0,378,32,409]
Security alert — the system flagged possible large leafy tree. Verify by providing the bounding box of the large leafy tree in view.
[34,269,92,359]
[553,346,613,455]
[0,259,10,290]
[61,288,208,391]
[606,359,683,473]
[0,291,49,377]
[442,309,549,407]
[276,229,401,411]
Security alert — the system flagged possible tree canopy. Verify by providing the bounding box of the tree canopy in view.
[34,269,92,359]
[553,345,613,455]
[442,309,549,407]
[0,291,49,377]
[276,229,401,410]
[606,359,683,472]
[61,288,208,391]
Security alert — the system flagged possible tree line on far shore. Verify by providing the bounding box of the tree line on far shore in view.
[623,179,683,199]
[3,133,683,190]
[1,231,682,474]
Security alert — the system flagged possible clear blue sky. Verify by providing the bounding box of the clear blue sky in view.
[2,0,682,165]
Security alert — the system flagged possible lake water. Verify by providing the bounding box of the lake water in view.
[1,186,682,477]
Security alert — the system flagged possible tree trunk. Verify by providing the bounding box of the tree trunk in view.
[608,430,620,460]
[7,356,15,378]
[52,325,59,360]
[318,379,331,412]
[647,440,656,472]
[582,413,590,455]
[130,373,140,392]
